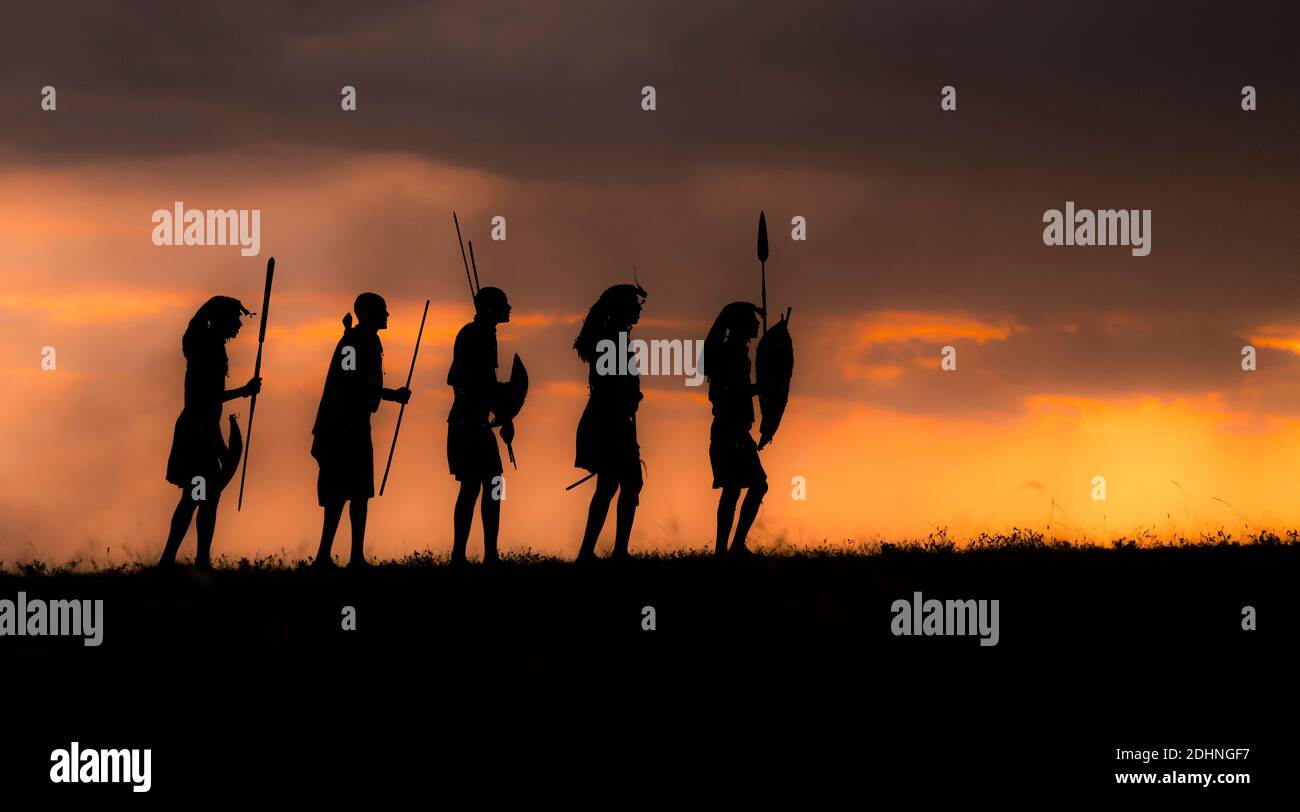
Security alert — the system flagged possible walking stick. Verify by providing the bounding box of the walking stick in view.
[379,298,430,495]
[237,256,274,511]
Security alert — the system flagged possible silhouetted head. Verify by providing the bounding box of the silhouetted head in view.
[605,283,647,328]
[354,292,389,330]
[574,282,649,362]
[182,296,250,376]
[195,295,251,341]
[703,302,762,380]
[718,301,761,342]
[474,286,511,324]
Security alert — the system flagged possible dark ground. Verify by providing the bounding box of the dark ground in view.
[1,542,1295,801]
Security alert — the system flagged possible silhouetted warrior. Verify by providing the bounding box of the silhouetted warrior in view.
[704,302,769,557]
[447,287,513,565]
[573,283,648,562]
[159,296,262,569]
[311,293,411,569]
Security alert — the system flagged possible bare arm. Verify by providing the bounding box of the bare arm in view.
[382,387,411,404]
[222,376,262,402]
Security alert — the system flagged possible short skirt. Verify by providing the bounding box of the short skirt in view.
[447,420,503,482]
[312,425,375,505]
[708,420,766,490]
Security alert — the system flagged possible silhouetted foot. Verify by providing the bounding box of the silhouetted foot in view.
[449,554,469,568]
[156,557,177,570]
[713,544,727,559]
[575,550,598,566]
[482,554,500,568]
[194,559,214,572]
[728,543,754,559]
[610,548,631,563]
[311,556,338,571]
[346,558,371,571]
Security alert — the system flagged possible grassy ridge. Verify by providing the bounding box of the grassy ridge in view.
[4,525,1297,576]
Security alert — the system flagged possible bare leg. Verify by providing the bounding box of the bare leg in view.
[453,480,480,564]
[731,480,769,553]
[159,493,198,566]
[715,487,741,557]
[578,476,619,561]
[348,499,369,567]
[612,484,639,558]
[480,477,501,563]
[194,491,221,569]
[315,501,345,566]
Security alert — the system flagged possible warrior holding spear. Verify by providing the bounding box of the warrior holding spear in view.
[310,293,412,569]
[703,301,768,557]
[158,294,263,569]
[704,212,794,557]
[446,215,527,566]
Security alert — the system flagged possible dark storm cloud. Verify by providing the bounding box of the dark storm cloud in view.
[4,0,1298,412]
[3,1,1297,179]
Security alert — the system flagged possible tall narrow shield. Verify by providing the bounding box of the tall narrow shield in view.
[756,311,793,448]
[493,353,529,466]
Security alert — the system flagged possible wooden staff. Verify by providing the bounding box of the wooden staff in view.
[237,256,274,511]
[379,298,430,496]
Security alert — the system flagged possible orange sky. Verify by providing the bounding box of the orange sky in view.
[2,4,1298,564]
[3,150,1300,565]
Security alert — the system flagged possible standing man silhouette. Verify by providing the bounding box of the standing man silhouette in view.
[159,296,262,569]
[447,287,513,566]
[311,293,411,569]
[703,302,769,557]
[573,283,648,563]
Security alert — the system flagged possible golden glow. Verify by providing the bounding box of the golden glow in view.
[1,156,1296,565]
[850,310,1015,347]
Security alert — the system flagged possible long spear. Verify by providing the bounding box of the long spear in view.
[757,211,769,334]
[379,298,430,495]
[453,212,478,300]
[467,239,519,467]
[237,256,274,511]
[468,240,482,293]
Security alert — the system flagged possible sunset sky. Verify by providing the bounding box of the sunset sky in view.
[2,2,1299,563]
